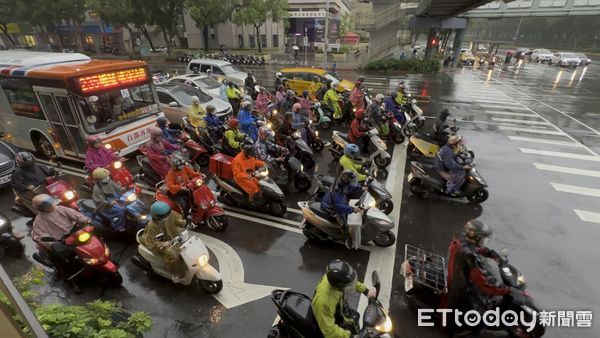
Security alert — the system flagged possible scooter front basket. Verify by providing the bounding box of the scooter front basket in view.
[402,244,447,294]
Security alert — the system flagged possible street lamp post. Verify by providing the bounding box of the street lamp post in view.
[324,0,330,70]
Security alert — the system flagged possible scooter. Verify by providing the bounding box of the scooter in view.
[135,146,164,187]
[210,154,287,216]
[268,151,312,193]
[182,117,222,155]
[0,212,24,258]
[82,152,134,192]
[179,132,210,167]
[76,188,150,235]
[269,270,393,338]
[400,244,545,338]
[407,159,489,204]
[298,190,396,249]
[305,122,324,153]
[13,171,79,217]
[329,129,391,168]
[154,175,228,232]
[376,111,407,144]
[401,93,425,130]
[311,102,331,130]
[33,224,122,288]
[288,130,315,170]
[408,125,475,159]
[131,226,223,294]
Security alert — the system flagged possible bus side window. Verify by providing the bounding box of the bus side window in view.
[0,78,44,119]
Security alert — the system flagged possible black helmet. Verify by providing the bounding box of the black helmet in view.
[464,219,492,243]
[15,152,36,167]
[157,117,169,128]
[439,108,450,121]
[242,144,255,158]
[326,259,357,289]
[338,169,357,185]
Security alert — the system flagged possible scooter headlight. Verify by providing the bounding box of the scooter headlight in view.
[126,193,138,202]
[368,200,377,208]
[104,246,110,257]
[82,257,100,265]
[517,274,526,286]
[375,315,393,333]
[300,164,304,171]
[272,109,278,115]
[139,214,147,220]
[63,190,75,201]
[104,144,112,150]
[78,232,91,243]
[0,218,6,228]
[198,254,209,267]
[315,130,319,137]
[113,161,123,169]
[267,122,273,129]
[196,179,204,187]
[209,200,216,207]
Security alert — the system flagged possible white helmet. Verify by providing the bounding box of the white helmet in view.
[276,72,282,78]
[375,94,385,103]
[191,96,200,104]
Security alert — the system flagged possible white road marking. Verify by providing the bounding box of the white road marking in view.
[195,232,288,308]
[218,204,302,227]
[357,143,406,317]
[534,163,600,178]
[520,148,600,162]
[551,183,600,198]
[491,117,549,125]
[478,104,530,111]
[475,99,524,106]
[500,126,565,135]
[509,136,583,147]
[486,111,537,117]
[573,209,600,224]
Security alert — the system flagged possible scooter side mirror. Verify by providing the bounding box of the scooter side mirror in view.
[501,247,509,258]
[155,233,165,241]
[372,270,381,299]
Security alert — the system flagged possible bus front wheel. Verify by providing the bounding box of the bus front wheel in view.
[33,134,56,159]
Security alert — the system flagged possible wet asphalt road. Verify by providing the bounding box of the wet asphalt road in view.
[1,60,600,337]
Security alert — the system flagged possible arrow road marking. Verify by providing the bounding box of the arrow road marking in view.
[195,232,287,309]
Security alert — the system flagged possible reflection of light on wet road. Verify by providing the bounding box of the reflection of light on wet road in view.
[579,67,588,82]
[568,69,578,86]
[553,70,564,89]
[485,69,493,83]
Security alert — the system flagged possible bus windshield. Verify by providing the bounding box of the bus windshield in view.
[76,82,158,133]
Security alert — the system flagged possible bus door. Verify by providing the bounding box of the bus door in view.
[33,87,87,157]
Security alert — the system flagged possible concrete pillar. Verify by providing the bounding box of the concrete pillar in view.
[424,27,438,59]
[451,28,465,68]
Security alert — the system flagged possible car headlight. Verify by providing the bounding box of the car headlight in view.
[126,193,138,202]
[82,257,99,265]
[113,161,122,169]
[375,316,393,333]
[63,190,75,201]
[198,254,209,267]
[78,232,91,243]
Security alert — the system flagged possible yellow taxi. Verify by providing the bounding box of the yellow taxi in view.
[460,49,476,65]
[279,67,355,95]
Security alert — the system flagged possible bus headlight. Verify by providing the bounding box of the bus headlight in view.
[63,190,75,201]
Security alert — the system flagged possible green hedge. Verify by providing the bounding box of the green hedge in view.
[364,58,441,73]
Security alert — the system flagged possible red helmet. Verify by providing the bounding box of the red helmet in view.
[86,135,101,147]
[355,108,366,120]
[228,118,239,129]
[292,103,302,112]
[149,127,163,138]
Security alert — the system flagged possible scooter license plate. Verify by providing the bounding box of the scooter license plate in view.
[405,275,414,292]
[0,174,10,185]
[407,173,414,182]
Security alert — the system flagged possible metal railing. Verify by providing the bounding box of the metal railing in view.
[355,2,418,31]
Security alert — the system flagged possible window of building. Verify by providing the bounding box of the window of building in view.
[238,34,244,48]
[0,77,44,119]
[272,34,279,48]
[249,35,255,48]
[261,34,267,48]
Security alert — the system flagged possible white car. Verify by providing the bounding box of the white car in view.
[186,58,247,86]
[575,53,591,66]
[530,49,553,63]
[167,74,222,99]
[156,83,232,125]
[549,52,580,67]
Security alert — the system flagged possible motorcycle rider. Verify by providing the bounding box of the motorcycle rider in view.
[274,72,283,90]
[282,89,296,114]
[339,144,367,182]
[308,76,322,101]
[187,96,207,131]
[433,108,452,144]
[244,71,257,98]
[166,154,200,217]
[275,84,287,114]
[256,127,285,163]
[11,152,56,215]
[277,112,295,145]
[443,220,528,333]
[349,77,365,111]
[91,168,128,232]
[140,202,188,282]
[348,109,371,154]
[238,101,258,142]
[157,116,180,145]
[231,144,266,202]
[367,94,387,136]
[394,82,408,106]
[312,259,376,338]
[299,90,313,112]
[291,103,309,143]
[222,118,246,156]
[219,79,228,102]
[384,92,406,126]
[204,105,223,140]
[144,127,180,179]
[255,87,271,116]
[324,83,342,120]
[435,135,467,196]
[321,170,363,247]
[226,81,242,113]
[84,136,119,174]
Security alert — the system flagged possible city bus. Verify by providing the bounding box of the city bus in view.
[0,51,163,160]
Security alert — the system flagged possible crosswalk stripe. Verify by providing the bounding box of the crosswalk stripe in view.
[551,183,600,198]
[491,117,548,125]
[479,104,530,111]
[486,111,537,117]
[501,126,565,135]
[475,99,523,106]
[573,209,600,224]
[534,163,600,177]
[508,136,583,147]
[521,148,600,161]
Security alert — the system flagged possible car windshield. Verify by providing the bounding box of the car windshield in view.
[170,85,213,105]
[324,74,340,84]
[221,65,239,74]
[77,83,158,133]
[462,50,474,57]
[562,53,577,58]
[197,77,221,89]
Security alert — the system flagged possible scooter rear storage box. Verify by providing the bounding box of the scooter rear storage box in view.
[209,153,233,179]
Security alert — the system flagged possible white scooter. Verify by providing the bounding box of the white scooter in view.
[329,129,391,168]
[131,228,223,293]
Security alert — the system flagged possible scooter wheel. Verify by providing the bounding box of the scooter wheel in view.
[199,279,223,294]
[269,200,287,216]
[320,121,331,130]
[467,188,489,204]
[2,238,24,258]
[409,180,424,197]
[302,157,316,170]
[302,224,322,242]
[312,140,324,153]
[378,200,393,215]
[393,132,405,144]
[294,174,312,192]
[374,155,391,168]
[104,271,123,288]
[373,230,396,247]
[196,153,210,167]
[207,215,228,232]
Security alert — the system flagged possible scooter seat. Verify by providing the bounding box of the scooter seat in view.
[337,132,349,142]
[414,132,442,146]
[417,162,446,187]
[224,179,247,196]
[280,292,324,338]
[309,202,334,221]
[80,199,97,213]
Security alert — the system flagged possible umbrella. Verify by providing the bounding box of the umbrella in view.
[292,45,300,50]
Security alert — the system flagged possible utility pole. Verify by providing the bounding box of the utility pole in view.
[323,0,330,70]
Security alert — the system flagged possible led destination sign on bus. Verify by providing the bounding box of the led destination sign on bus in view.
[76,68,148,93]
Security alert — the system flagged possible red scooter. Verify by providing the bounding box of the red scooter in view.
[83,145,135,191]
[180,132,210,167]
[154,175,228,232]
[13,173,79,217]
[33,224,122,288]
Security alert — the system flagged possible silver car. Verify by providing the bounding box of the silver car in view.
[530,49,553,63]
[575,53,591,66]
[156,83,232,125]
[549,52,580,67]
[0,136,16,188]
[167,74,222,99]
[185,58,247,86]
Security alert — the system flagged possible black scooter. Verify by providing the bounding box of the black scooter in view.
[269,271,393,338]
[287,130,315,170]
[269,152,312,193]
[0,213,24,258]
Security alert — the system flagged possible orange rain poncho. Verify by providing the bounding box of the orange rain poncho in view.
[231,152,265,197]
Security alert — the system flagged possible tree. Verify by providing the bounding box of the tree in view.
[187,0,241,52]
[339,12,353,37]
[145,0,186,57]
[233,0,287,53]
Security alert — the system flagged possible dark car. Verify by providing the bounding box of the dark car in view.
[0,134,17,187]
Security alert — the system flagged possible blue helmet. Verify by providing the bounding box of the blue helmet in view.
[150,201,171,220]
[344,144,360,157]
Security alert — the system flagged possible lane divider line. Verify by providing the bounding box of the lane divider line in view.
[534,163,600,178]
[520,148,600,162]
[550,183,600,198]
[509,136,583,147]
